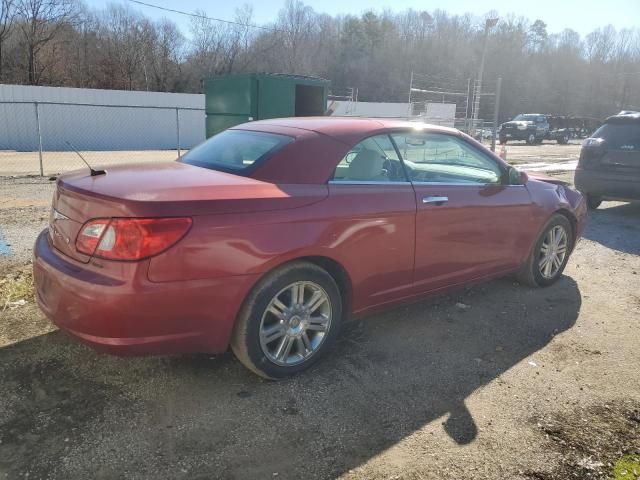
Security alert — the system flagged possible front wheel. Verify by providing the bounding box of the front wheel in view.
[526,133,537,145]
[517,214,573,287]
[231,261,343,379]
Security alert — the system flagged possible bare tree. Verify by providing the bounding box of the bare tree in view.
[0,0,15,80]
[276,0,317,73]
[148,18,184,91]
[100,4,154,90]
[16,0,78,84]
[187,4,257,83]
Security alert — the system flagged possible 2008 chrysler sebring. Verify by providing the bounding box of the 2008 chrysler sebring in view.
[34,118,587,379]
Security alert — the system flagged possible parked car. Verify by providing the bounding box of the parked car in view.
[499,114,550,145]
[474,128,495,141]
[575,111,640,209]
[34,118,587,379]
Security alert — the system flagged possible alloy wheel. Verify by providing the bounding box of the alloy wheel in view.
[259,281,332,366]
[538,225,568,279]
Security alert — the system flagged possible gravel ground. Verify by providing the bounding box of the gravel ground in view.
[0,176,54,263]
[0,143,638,480]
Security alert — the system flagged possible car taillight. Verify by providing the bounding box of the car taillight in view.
[579,138,605,168]
[76,217,192,260]
[582,137,604,147]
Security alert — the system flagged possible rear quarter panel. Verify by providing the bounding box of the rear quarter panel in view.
[148,184,416,313]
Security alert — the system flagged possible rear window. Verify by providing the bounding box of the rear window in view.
[593,123,640,148]
[181,130,293,174]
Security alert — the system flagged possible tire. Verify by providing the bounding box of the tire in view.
[499,136,507,145]
[526,133,536,145]
[517,214,574,288]
[586,194,602,210]
[558,134,569,145]
[231,261,343,379]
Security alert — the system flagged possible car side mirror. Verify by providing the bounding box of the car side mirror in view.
[508,166,527,185]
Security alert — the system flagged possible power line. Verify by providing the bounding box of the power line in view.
[124,0,283,33]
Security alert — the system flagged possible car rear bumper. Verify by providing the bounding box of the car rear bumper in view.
[33,230,259,356]
[574,168,640,201]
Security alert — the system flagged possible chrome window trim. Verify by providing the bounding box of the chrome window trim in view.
[410,181,525,187]
[328,180,412,186]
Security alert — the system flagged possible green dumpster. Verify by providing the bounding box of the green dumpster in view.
[205,73,330,138]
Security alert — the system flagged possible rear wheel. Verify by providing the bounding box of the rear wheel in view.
[586,194,602,210]
[517,214,573,287]
[499,135,507,145]
[558,133,569,145]
[526,133,536,145]
[231,261,343,379]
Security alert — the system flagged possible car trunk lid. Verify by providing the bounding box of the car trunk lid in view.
[51,161,328,262]
[49,190,92,263]
[601,149,640,171]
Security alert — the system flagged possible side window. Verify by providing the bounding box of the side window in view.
[332,134,406,183]
[391,132,502,184]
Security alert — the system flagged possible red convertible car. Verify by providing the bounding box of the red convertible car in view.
[34,118,586,379]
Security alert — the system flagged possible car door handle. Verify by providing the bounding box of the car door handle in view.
[422,196,448,205]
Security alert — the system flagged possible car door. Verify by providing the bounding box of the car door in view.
[537,115,549,139]
[390,130,534,294]
[328,134,417,311]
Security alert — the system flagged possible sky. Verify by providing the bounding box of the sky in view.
[87,0,640,38]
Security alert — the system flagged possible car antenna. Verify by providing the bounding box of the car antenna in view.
[65,141,106,176]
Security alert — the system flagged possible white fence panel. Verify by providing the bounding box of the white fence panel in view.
[0,84,206,152]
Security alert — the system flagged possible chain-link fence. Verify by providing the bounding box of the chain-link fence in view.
[408,72,502,149]
[0,101,205,178]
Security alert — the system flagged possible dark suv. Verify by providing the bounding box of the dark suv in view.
[574,111,640,209]
[499,114,549,145]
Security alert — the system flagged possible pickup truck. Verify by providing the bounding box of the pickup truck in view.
[498,114,549,145]
[499,114,580,145]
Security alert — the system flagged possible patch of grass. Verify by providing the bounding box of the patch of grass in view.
[613,455,640,480]
[0,265,34,311]
[529,402,640,479]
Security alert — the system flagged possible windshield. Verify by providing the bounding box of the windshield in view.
[513,114,539,122]
[180,130,293,174]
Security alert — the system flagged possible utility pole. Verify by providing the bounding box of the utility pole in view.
[407,71,414,119]
[465,77,471,132]
[472,17,498,136]
[491,77,502,152]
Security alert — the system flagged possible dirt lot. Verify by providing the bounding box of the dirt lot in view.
[0,142,639,480]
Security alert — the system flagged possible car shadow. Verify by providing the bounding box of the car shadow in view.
[582,201,640,255]
[0,276,581,479]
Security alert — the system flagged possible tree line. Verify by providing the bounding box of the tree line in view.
[1,0,639,120]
